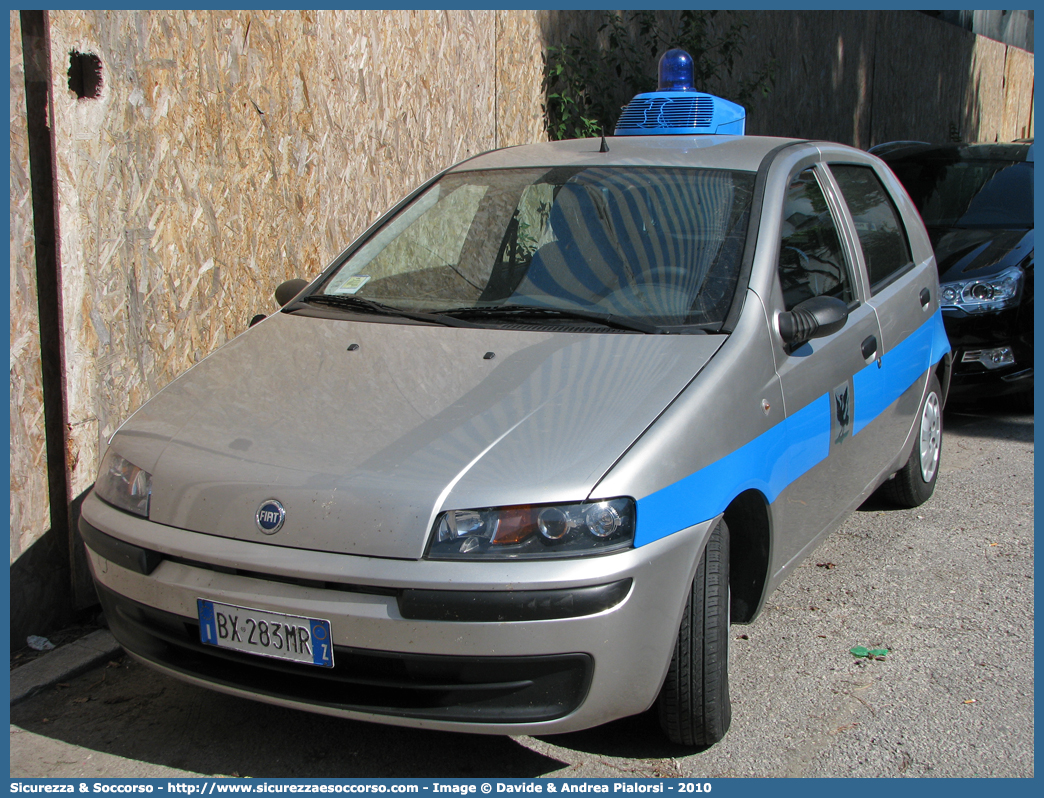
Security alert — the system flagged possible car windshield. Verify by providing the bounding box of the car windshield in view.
[887,156,1033,228]
[315,166,756,331]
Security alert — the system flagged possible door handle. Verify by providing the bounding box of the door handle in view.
[919,288,931,308]
[861,335,878,361]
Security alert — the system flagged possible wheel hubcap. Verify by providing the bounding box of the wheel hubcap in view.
[919,391,941,483]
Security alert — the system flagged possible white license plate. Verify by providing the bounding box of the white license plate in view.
[197,599,334,668]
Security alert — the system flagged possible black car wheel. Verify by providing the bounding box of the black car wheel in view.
[657,519,731,746]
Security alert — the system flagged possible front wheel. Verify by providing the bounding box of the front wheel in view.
[880,373,943,508]
[657,519,731,746]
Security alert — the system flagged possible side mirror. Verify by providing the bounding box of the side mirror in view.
[778,296,849,347]
[275,278,309,307]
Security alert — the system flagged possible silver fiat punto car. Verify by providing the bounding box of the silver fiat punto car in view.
[80,57,950,746]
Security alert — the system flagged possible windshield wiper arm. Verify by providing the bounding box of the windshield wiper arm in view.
[438,305,663,334]
[302,295,476,328]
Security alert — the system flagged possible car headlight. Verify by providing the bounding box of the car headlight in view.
[94,448,152,517]
[427,498,636,560]
[940,265,1023,313]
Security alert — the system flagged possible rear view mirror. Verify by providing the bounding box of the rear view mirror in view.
[778,296,849,347]
[275,278,309,307]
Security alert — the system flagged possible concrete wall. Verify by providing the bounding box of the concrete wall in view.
[534,10,1034,147]
[933,10,1034,54]
[8,10,1035,640]
[749,10,1035,145]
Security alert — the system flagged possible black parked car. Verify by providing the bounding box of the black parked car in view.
[874,141,1033,408]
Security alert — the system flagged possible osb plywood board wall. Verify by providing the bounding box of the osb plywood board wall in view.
[9,11,51,562]
[496,10,546,146]
[45,9,551,503]
[1002,46,1034,141]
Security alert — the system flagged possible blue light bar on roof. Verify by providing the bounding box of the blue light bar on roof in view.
[658,48,695,92]
[614,48,746,136]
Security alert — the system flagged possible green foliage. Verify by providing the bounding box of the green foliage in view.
[542,11,776,141]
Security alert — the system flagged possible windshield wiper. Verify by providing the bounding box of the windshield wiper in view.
[438,305,664,334]
[301,295,476,328]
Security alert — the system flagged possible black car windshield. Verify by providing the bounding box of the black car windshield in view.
[887,156,1033,228]
[315,166,756,331]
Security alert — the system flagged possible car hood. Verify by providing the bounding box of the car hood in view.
[930,226,1033,283]
[111,313,724,559]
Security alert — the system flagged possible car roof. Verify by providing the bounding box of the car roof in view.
[447,135,811,173]
[874,140,1033,163]
[866,140,931,157]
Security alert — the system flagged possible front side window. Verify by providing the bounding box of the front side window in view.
[830,164,913,290]
[777,169,853,310]
[316,166,757,331]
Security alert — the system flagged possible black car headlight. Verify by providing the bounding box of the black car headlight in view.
[940,265,1023,313]
[94,448,152,518]
[427,498,636,560]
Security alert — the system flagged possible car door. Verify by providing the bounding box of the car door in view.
[825,160,938,475]
[769,163,885,570]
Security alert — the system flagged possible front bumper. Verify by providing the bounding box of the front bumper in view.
[80,492,715,735]
[943,304,1033,400]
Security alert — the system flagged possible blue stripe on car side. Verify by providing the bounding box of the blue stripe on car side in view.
[634,309,949,547]
[853,309,947,436]
[634,395,830,547]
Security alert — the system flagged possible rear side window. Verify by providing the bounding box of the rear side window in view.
[830,164,913,290]
[777,169,853,310]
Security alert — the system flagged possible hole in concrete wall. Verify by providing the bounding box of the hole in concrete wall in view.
[68,50,102,99]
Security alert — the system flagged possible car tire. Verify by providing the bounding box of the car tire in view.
[1014,388,1033,414]
[881,374,943,508]
[657,518,731,746]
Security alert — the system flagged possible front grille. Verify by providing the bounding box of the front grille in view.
[96,582,592,724]
[165,553,399,597]
[80,515,396,594]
